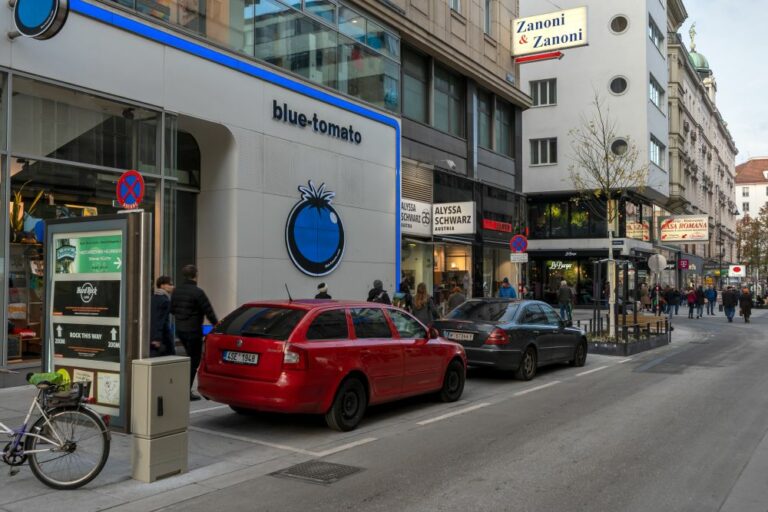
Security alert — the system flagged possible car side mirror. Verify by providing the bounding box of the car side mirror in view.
[559,319,566,329]
[428,327,439,340]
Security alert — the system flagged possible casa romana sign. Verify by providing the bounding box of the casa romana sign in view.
[659,215,709,242]
[512,6,588,57]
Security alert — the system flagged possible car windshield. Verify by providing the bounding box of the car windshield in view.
[213,306,307,340]
[447,301,519,322]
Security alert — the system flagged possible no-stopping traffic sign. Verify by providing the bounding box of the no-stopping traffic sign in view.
[116,170,145,210]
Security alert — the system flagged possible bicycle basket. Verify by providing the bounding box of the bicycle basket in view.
[46,381,91,407]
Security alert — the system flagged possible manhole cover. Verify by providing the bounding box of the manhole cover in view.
[271,461,362,485]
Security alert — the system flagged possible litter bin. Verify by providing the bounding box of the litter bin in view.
[131,356,190,482]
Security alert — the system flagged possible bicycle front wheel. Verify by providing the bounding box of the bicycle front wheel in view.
[26,407,110,490]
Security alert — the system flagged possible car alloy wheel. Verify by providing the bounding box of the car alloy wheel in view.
[438,360,465,402]
[515,347,537,381]
[570,342,587,367]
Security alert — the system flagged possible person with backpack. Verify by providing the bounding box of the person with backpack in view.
[411,282,439,326]
[367,279,391,305]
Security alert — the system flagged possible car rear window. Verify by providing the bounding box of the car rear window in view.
[213,306,306,340]
[447,301,519,322]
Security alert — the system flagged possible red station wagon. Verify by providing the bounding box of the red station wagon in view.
[197,300,467,431]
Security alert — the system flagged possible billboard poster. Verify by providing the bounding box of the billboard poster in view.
[55,234,122,274]
[659,215,709,242]
[626,221,650,241]
[512,7,588,57]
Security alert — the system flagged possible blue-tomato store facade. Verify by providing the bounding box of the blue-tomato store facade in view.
[0,0,401,372]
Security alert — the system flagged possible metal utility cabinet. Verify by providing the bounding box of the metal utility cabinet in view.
[131,356,190,482]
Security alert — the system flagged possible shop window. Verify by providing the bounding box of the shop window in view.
[477,90,492,149]
[549,201,569,237]
[402,47,428,123]
[494,99,513,157]
[433,65,465,138]
[433,244,472,313]
[12,77,160,173]
[401,240,433,295]
[570,200,590,237]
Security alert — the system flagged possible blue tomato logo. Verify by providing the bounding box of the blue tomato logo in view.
[13,0,69,40]
[286,181,345,277]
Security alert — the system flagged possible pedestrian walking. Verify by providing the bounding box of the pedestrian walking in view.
[315,282,332,299]
[558,280,574,323]
[447,286,466,311]
[412,282,439,326]
[394,282,414,312]
[695,285,705,319]
[498,277,517,298]
[722,286,738,322]
[367,279,392,304]
[663,286,675,321]
[671,288,682,315]
[170,264,218,401]
[739,287,753,323]
[150,276,175,357]
[705,285,717,315]
[640,283,651,311]
[687,288,696,319]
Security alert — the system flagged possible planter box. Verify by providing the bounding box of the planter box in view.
[588,332,670,356]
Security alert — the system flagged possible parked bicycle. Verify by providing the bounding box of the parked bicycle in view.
[1,372,110,489]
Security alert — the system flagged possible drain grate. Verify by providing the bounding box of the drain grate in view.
[271,460,362,485]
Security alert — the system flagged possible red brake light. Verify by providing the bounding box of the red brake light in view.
[485,328,510,346]
[283,345,308,370]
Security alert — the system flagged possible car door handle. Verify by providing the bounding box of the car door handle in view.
[531,330,541,335]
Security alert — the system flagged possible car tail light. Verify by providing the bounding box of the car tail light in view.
[485,328,510,346]
[283,345,308,370]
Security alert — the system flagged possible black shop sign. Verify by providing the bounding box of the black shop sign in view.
[52,280,121,318]
[53,323,121,363]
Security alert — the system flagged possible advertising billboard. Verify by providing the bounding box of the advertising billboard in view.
[659,215,709,242]
[512,7,588,57]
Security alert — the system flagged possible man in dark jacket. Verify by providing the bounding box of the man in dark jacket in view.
[694,285,705,319]
[150,276,175,357]
[739,287,753,323]
[367,280,391,304]
[704,285,717,315]
[315,282,332,299]
[722,286,738,322]
[171,265,218,400]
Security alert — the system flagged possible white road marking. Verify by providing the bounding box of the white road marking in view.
[190,405,230,415]
[189,426,318,456]
[416,402,492,426]
[314,437,378,457]
[513,381,561,396]
[618,358,633,364]
[576,366,608,377]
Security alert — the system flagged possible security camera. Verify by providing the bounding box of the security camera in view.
[436,159,457,171]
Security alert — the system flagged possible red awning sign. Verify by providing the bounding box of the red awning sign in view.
[116,170,145,210]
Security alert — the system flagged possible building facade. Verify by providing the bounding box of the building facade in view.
[667,6,739,285]
[0,0,526,371]
[520,0,671,304]
[735,158,768,220]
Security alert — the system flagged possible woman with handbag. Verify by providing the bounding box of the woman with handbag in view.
[412,282,439,327]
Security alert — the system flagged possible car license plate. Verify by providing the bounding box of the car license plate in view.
[222,350,259,365]
[444,331,474,342]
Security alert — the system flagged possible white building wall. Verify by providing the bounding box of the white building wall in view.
[737,183,768,219]
[521,0,669,200]
[0,3,399,314]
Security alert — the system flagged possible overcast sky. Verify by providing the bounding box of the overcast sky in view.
[679,0,766,164]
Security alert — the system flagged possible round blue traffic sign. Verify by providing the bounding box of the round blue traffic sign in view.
[510,234,528,253]
[116,170,145,210]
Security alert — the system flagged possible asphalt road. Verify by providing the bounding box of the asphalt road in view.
[161,311,768,512]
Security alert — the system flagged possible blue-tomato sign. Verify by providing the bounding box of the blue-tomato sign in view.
[510,234,528,253]
[13,0,69,40]
[286,181,345,277]
[116,170,145,210]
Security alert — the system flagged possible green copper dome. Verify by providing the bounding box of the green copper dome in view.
[688,51,711,75]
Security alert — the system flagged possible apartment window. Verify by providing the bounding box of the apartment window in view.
[531,138,557,165]
[478,90,492,149]
[402,47,428,123]
[434,65,465,137]
[484,0,492,34]
[649,75,664,109]
[649,135,665,167]
[450,0,460,12]
[530,79,556,106]
[743,202,750,213]
[742,187,749,197]
[648,16,664,50]
[494,99,514,157]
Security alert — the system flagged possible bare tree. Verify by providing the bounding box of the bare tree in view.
[568,93,649,338]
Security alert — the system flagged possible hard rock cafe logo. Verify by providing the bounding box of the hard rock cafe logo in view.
[76,282,97,303]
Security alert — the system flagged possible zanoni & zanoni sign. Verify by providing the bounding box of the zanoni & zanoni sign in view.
[512,6,588,57]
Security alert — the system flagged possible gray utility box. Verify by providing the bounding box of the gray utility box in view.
[131,356,190,482]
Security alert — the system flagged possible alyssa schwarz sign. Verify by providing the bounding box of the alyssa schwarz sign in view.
[286,181,345,277]
[659,215,709,242]
[401,199,432,236]
[432,202,475,235]
[512,7,588,57]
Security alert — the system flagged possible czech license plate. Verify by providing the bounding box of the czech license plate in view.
[444,331,474,342]
[222,350,259,365]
